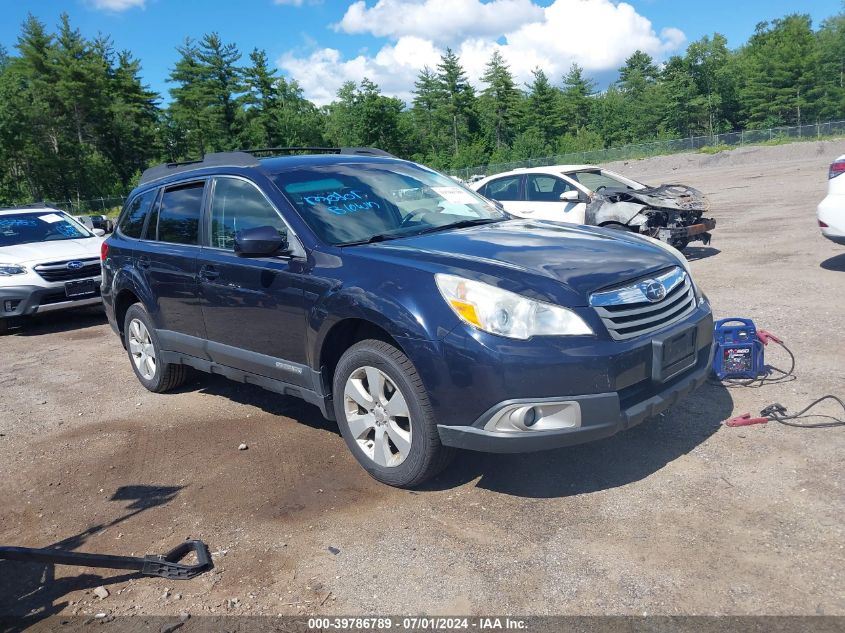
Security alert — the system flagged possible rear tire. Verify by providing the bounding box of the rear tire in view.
[333,339,454,487]
[123,303,189,393]
[0,318,8,335]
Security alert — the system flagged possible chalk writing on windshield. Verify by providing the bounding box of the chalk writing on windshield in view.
[302,190,380,216]
[55,223,81,237]
[0,218,38,228]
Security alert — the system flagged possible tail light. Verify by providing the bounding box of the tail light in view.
[819,220,829,228]
[100,241,109,262]
[829,159,845,179]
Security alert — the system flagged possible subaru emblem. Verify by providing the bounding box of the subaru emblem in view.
[641,280,666,303]
[66,260,84,270]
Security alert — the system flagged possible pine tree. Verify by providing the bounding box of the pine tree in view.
[435,48,477,157]
[411,66,441,158]
[196,32,243,150]
[479,50,520,148]
[524,68,561,151]
[241,48,279,147]
[739,15,817,126]
[560,63,596,133]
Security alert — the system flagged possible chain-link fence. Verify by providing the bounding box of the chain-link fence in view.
[43,196,127,216]
[449,119,845,181]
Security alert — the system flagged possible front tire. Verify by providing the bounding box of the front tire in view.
[0,318,8,335]
[124,303,189,393]
[333,339,454,487]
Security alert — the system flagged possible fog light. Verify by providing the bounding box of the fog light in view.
[489,401,582,432]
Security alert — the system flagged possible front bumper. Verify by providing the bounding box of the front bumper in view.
[402,302,713,453]
[437,345,711,452]
[654,218,716,245]
[0,281,102,318]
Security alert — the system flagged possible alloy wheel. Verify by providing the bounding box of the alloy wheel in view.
[128,318,157,380]
[343,366,412,467]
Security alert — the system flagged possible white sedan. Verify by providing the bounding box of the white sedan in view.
[818,154,845,245]
[470,165,716,251]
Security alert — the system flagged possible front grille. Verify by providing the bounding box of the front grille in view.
[590,267,696,340]
[34,258,101,282]
[39,286,101,305]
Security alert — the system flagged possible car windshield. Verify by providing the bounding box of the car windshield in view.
[567,170,636,192]
[273,161,507,246]
[0,211,93,247]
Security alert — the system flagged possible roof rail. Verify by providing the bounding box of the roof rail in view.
[139,151,260,186]
[239,146,396,158]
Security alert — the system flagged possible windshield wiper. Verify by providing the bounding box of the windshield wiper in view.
[338,218,502,246]
[338,233,404,247]
[410,217,502,237]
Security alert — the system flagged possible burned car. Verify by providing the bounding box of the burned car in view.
[471,165,715,250]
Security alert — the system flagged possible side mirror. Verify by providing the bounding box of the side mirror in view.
[92,228,106,237]
[559,190,582,202]
[234,226,289,257]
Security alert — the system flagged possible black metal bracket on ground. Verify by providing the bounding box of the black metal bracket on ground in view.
[0,539,213,580]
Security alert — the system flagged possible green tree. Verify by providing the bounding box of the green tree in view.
[812,12,845,121]
[411,66,443,161]
[560,63,596,134]
[523,67,561,151]
[739,15,817,126]
[479,50,520,148]
[435,48,478,157]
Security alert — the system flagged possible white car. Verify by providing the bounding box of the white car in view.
[0,206,104,334]
[818,154,845,245]
[471,165,716,251]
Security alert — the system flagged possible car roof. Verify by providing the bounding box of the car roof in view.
[488,165,599,178]
[136,148,401,192]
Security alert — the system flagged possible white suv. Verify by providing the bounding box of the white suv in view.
[0,206,104,334]
[818,154,845,245]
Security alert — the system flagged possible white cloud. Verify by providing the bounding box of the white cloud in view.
[279,36,441,106]
[279,0,686,105]
[90,0,145,11]
[335,0,544,45]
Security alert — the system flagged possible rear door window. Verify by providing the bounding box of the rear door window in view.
[155,182,205,245]
[118,189,157,239]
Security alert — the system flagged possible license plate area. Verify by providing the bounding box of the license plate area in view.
[65,279,96,298]
[652,326,698,382]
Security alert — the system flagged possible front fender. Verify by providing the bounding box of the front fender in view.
[585,198,647,226]
[306,264,460,369]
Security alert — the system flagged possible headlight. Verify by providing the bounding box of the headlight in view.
[0,263,26,276]
[435,274,593,339]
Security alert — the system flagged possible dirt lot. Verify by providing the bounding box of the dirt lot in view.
[1,141,844,623]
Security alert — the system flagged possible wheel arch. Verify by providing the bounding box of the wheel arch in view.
[114,288,142,339]
[318,318,405,395]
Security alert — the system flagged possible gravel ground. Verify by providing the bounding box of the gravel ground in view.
[1,141,844,623]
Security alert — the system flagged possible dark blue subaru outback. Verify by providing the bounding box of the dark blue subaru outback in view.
[102,148,713,487]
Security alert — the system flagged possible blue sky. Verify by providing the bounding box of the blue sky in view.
[0,0,840,105]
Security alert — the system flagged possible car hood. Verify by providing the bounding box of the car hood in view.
[0,237,103,265]
[365,219,682,306]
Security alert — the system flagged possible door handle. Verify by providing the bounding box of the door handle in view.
[137,255,151,269]
[199,265,220,281]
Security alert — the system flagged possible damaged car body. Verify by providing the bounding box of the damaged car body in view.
[471,166,716,251]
